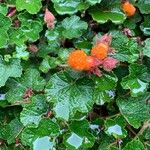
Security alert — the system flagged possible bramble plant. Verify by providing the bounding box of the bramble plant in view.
[0,0,150,150]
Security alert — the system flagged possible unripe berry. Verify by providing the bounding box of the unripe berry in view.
[103,57,118,71]
[91,43,108,60]
[122,1,136,17]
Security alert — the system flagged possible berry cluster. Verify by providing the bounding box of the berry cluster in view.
[67,34,119,76]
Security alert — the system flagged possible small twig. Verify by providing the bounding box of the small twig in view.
[107,140,118,148]
[134,120,150,139]
[127,125,137,136]
[105,113,120,119]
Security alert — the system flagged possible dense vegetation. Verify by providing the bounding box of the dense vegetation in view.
[0,0,150,149]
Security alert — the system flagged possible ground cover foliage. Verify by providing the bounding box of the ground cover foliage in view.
[0,0,150,149]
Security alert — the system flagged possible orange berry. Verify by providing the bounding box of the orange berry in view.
[122,1,136,17]
[67,50,88,71]
[91,43,108,60]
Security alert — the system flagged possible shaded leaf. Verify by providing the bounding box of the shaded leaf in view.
[20,95,48,127]
[64,119,95,149]
[123,140,145,150]
[93,73,118,105]
[137,0,150,14]
[111,31,140,63]
[143,38,150,57]
[33,136,55,150]
[21,118,60,147]
[117,93,150,128]
[121,64,150,97]
[105,116,127,138]
[0,56,22,87]
[6,68,46,103]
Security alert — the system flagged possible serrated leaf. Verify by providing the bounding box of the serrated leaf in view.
[52,0,81,15]
[143,38,150,57]
[8,27,27,46]
[0,4,7,15]
[121,64,150,97]
[137,0,150,14]
[6,68,46,104]
[33,136,55,150]
[18,12,43,42]
[93,73,118,105]
[5,118,23,144]
[105,116,127,139]
[20,95,48,127]
[13,44,29,60]
[0,56,22,87]
[98,132,118,150]
[111,31,140,63]
[0,13,11,48]
[39,56,60,73]
[140,16,150,36]
[45,29,60,51]
[21,118,60,147]
[87,0,101,5]
[0,13,11,31]
[0,31,9,48]
[117,93,150,128]
[21,20,43,42]
[61,15,88,39]
[16,0,42,14]
[90,10,126,24]
[45,71,95,121]
[123,140,145,150]
[64,120,95,149]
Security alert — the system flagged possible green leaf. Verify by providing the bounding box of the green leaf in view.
[20,95,48,127]
[137,0,150,14]
[87,0,101,5]
[93,73,118,105]
[117,93,150,128]
[13,45,29,60]
[21,118,60,147]
[18,12,43,42]
[33,136,55,150]
[45,29,60,51]
[143,38,150,57]
[0,13,11,31]
[111,31,140,63]
[0,13,11,48]
[61,15,88,39]
[52,0,82,15]
[39,56,60,73]
[6,68,46,104]
[21,21,43,42]
[123,140,145,150]
[8,27,27,46]
[0,4,7,15]
[105,116,127,139]
[16,0,42,14]
[0,56,22,87]
[121,64,150,97]
[90,10,126,24]
[45,71,95,121]
[98,132,117,150]
[0,31,9,48]
[140,16,150,36]
[5,118,23,144]
[64,120,95,149]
